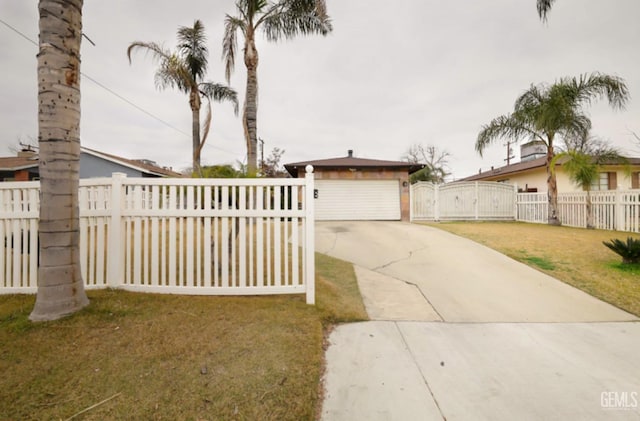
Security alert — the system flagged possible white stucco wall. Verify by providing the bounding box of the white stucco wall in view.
[491,166,637,192]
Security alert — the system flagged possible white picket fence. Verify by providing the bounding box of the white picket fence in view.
[0,169,317,303]
[411,181,640,233]
[516,190,640,232]
[410,181,517,221]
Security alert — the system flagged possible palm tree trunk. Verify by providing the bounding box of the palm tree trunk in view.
[585,190,594,229]
[190,88,202,177]
[243,34,259,175]
[546,144,561,226]
[31,0,89,321]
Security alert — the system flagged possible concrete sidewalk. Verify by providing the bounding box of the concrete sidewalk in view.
[322,321,640,420]
[318,221,640,420]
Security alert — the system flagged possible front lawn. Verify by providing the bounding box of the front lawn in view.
[0,253,367,420]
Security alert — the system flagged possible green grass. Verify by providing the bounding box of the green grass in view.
[426,221,640,316]
[0,253,367,421]
[520,255,556,271]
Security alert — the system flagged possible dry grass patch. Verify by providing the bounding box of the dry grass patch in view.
[426,221,640,316]
[0,253,367,421]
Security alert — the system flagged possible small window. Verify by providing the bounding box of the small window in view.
[591,173,609,191]
[632,172,640,189]
[590,172,617,191]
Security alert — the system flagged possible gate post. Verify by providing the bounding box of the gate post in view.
[304,165,315,304]
[513,183,519,221]
[434,183,440,221]
[107,173,125,287]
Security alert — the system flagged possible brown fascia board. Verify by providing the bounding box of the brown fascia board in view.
[284,157,424,177]
[80,147,183,178]
[461,157,548,181]
[0,157,39,171]
[461,155,640,182]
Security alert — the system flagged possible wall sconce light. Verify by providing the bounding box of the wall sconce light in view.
[402,181,408,187]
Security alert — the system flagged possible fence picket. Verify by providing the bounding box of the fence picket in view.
[0,171,315,301]
[412,181,639,233]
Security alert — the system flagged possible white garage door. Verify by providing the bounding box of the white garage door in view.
[314,179,401,220]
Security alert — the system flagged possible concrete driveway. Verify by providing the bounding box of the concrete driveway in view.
[318,221,640,420]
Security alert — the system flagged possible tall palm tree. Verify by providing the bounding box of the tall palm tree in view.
[537,0,556,21]
[551,144,628,229]
[476,72,629,225]
[30,0,89,321]
[128,20,238,176]
[222,0,332,174]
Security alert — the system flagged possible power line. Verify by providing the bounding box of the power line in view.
[0,17,242,158]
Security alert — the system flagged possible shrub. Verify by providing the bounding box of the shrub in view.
[602,237,640,264]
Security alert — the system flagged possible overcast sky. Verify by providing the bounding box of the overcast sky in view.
[1,0,639,179]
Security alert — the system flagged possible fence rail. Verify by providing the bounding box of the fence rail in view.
[0,170,316,303]
[517,190,640,232]
[411,181,639,233]
[411,181,517,221]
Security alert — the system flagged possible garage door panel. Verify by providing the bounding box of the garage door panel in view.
[315,180,400,221]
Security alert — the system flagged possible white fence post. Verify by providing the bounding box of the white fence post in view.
[434,184,440,221]
[614,188,622,231]
[107,172,125,287]
[304,165,315,305]
[409,184,414,222]
[474,181,479,220]
[513,184,518,220]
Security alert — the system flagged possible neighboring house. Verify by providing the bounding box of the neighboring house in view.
[0,147,182,181]
[284,150,424,221]
[461,142,640,192]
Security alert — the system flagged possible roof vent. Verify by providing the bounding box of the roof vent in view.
[136,159,157,167]
[347,149,353,158]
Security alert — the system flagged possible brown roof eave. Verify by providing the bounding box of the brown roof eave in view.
[284,163,424,177]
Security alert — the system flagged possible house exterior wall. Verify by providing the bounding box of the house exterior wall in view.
[481,166,639,192]
[79,152,142,178]
[296,167,411,221]
[14,169,31,181]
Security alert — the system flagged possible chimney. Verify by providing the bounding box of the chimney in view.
[347,149,353,158]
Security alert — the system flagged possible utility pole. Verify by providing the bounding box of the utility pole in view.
[504,141,515,165]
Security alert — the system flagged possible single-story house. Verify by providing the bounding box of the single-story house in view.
[461,142,640,192]
[284,150,424,221]
[0,147,182,181]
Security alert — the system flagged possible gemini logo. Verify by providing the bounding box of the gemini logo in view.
[601,391,638,410]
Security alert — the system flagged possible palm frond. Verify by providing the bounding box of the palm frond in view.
[552,150,597,188]
[514,83,546,112]
[261,0,332,41]
[476,113,544,156]
[552,143,628,189]
[177,20,209,82]
[602,237,640,264]
[222,15,245,82]
[127,41,172,65]
[199,82,239,115]
[537,0,556,22]
[561,72,630,111]
[154,54,191,93]
[199,97,212,155]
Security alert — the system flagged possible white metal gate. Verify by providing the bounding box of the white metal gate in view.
[411,181,516,221]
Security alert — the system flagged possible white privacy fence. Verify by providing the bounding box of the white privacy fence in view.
[411,181,640,233]
[0,170,316,303]
[411,181,517,221]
